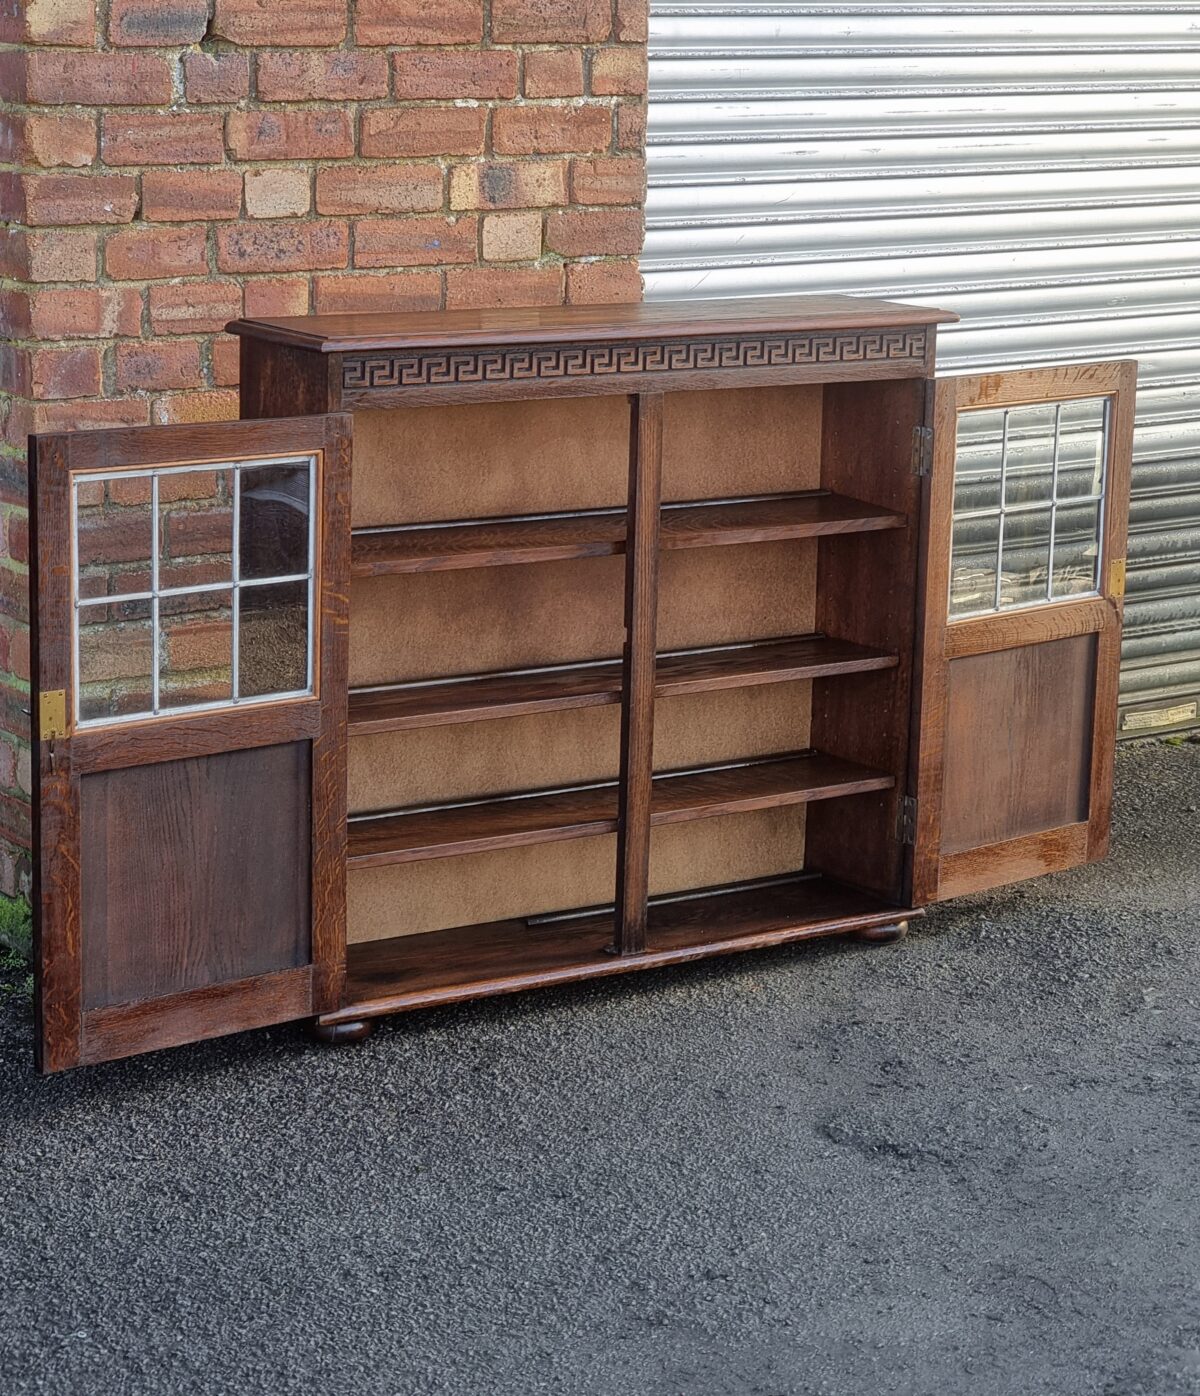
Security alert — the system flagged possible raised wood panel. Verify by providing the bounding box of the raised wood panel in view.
[937,824,1089,901]
[80,743,312,1009]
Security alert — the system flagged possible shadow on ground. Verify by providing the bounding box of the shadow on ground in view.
[2,741,1198,1396]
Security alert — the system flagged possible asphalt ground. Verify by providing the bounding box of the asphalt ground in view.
[1,738,1198,1396]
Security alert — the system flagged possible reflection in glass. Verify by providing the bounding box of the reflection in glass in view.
[160,589,233,709]
[1052,500,1103,598]
[1002,403,1058,509]
[77,604,153,723]
[158,468,234,589]
[952,407,1005,516]
[238,581,309,698]
[950,514,1000,618]
[239,462,311,580]
[74,476,153,599]
[1000,506,1053,608]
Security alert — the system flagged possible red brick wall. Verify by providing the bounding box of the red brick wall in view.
[0,0,649,892]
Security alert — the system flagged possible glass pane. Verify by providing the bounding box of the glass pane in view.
[160,589,233,710]
[238,581,309,698]
[1052,500,1102,599]
[953,408,1005,516]
[239,461,311,580]
[1000,507,1053,608]
[1002,403,1059,509]
[77,604,153,723]
[75,476,152,600]
[950,513,1000,618]
[1055,399,1108,502]
[158,468,234,589]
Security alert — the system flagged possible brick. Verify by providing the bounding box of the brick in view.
[256,50,388,102]
[211,337,241,386]
[570,156,644,206]
[0,291,31,339]
[153,391,240,424]
[356,0,482,44]
[312,272,442,315]
[445,266,563,309]
[245,168,310,219]
[20,174,138,227]
[355,216,476,268]
[16,0,95,44]
[361,106,486,159]
[26,52,173,106]
[524,50,585,98]
[615,0,648,42]
[492,0,610,43]
[493,104,611,156]
[6,515,28,566]
[315,164,442,216]
[24,229,96,282]
[482,211,542,262]
[0,113,96,169]
[616,101,646,151]
[216,220,349,274]
[243,277,310,317]
[101,113,225,168]
[590,46,647,96]
[30,399,151,437]
[30,346,102,400]
[116,340,203,393]
[109,0,209,45]
[566,258,642,304]
[105,226,208,280]
[149,282,243,336]
[227,109,354,161]
[210,0,346,45]
[392,51,517,100]
[183,53,250,105]
[545,208,642,257]
[142,170,243,223]
[449,160,568,211]
[28,287,142,339]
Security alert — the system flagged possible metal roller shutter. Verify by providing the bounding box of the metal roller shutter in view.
[643,1,1200,733]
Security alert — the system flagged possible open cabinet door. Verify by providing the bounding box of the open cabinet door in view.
[31,415,351,1071]
[911,362,1136,904]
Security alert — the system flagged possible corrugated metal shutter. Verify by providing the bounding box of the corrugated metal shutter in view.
[643,1,1200,733]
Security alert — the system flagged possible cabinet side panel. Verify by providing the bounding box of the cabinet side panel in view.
[80,743,312,1009]
[941,635,1096,855]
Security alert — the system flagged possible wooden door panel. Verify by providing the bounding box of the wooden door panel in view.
[912,362,1135,904]
[32,414,351,1072]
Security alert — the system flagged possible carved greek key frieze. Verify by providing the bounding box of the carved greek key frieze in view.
[341,328,928,392]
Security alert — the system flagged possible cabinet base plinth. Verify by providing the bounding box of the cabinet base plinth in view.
[309,1017,377,1046]
[851,919,909,944]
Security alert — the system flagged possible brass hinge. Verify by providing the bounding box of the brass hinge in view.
[897,794,918,845]
[911,425,934,477]
[1109,557,1127,599]
[38,689,67,741]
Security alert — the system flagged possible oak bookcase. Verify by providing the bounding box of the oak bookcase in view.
[28,295,1136,1069]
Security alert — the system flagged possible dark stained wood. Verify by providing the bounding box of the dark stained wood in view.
[347,750,894,868]
[228,293,958,354]
[941,636,1096,855]
[805,377,927,903]
[350,491,905,576]
[323,874,922,1022]
[944,595,1110,659]
[238,340,343,420]
[347,635,899,733]
[614,393,662,954]
[937,823,1089,902]
[31,414,353,1072]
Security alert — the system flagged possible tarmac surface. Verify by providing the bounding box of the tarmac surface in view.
[1,738,1198,1396]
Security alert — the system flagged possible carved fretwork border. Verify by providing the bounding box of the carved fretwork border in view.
[341,327,929,392]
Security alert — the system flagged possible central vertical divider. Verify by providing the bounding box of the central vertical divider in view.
[612,391,664,954]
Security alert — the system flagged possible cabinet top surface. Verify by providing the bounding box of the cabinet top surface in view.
[228,292,957,354]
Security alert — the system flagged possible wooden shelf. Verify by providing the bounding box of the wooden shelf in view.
[324,874,920,1022]
[350,490,905,576]
[347,750,894,868]
[348,634,899,734]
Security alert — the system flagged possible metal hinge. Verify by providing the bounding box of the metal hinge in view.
[38,689,67,741]
[911,425,933,477]
[896,794,918,845]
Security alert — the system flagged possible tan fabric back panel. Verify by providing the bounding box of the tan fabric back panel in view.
[662,385,822,500]
[348,805,807,943]
[352,398,630,526]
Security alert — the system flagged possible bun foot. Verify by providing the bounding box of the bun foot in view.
[309,1017,377,1045]
[853,920,909,945]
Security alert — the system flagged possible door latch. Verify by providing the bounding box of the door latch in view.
[38,690,67,773]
